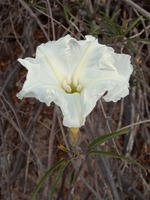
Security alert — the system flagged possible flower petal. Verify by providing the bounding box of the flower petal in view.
[36,35,102,83]
[80,48,132,102]
[17,35,133,128]
[17,56,62,105]
[36,35,82,82]
[52,92,85,128]
[77,50,133,118]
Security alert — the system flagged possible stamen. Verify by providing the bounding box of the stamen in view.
[73,77,78,87]
[62,79,68,90]
[76,84,82,92]
[62,76,82,93]
[66,85,72,93]
[67,75,71,85]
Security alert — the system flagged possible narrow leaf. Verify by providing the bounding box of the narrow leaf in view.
[127,37,150,43]
[50,161,69,200]
[88,129,129,149]
[90,150,147,175]
[111,9,121,21]
[124,16,142,35]
[30,159,66,200]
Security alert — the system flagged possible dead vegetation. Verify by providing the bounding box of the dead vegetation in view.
[0,0,150,200]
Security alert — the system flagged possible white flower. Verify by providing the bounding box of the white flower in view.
[17,35,133,128]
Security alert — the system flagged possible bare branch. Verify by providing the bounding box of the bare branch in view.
[122,0,150,20]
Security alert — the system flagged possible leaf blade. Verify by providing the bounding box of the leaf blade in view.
[30,159,66,200]
[50,161,69,200]
[90,150,147,175]
[88,129,129,149]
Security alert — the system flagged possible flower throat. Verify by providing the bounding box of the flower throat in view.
[62,75,82,94]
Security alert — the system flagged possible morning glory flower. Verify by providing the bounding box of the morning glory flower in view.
[17,35,133,128]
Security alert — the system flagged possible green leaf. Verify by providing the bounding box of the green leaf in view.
[124,16,142,35]
[111,9,121,21]
[127,37,150,43]
[104,35,125,44]
[89,150,147,175]
[30,159,66,200]
[70,169,75,186]
[125,43,140,54]
[69,195,74,200]
[100,13,122,36]
[88,129,129,150]
[50,160,69,200]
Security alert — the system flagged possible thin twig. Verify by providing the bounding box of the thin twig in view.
[118,119,150,131]
[85,120,121,200]
[0,120,12,200]
[46,0,56,39]
[18,0,49,40]
[43,106,57,199]
[33,6,81,39]
[9,12,25,54]
[122,0,150,20]
[0,94,44,184]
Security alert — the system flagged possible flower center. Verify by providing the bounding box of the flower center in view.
[62,76,82,94]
